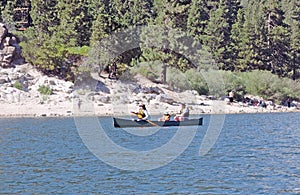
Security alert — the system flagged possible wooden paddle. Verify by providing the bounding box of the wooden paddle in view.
[146,119,159,126]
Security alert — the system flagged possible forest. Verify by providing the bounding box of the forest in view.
[0,0,299,98]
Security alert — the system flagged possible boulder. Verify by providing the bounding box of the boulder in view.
[132,85,164,95]
[0,23,24,68]
[156,94,175,105]
[96,95,110,103]
[0,23,8,41]
[0,75,9,84]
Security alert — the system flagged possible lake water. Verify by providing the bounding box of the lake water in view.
[1,113,300,194]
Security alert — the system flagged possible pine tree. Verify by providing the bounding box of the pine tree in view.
[0,0,7,22]
[235,0,267,71]
[30,0,59,34]
[203,0,241,70]
[230,8,247,71]
[90,1,111,45]
[139,0,196,83]
[264,0,290,76]
[1,0,15,29]
[20,0,92,80]
[20,0,61,76]
[54,0,92,47]
[283,0,300,79]
[187,0,209,43]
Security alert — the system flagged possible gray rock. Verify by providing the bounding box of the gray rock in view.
[4,37,10,47]
[132,86,164,94]
[0,23,24,68]
[0,78,7,84]
[97,96,110,103]
[8,73,20,81]
[49,80,56,85]
[0,75,9,84]
[0,23,8,41]
[156,94,175,105]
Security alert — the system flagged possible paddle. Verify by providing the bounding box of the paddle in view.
[146,119,158,126]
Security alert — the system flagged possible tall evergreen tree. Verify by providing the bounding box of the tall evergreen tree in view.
[20,0,61,76]
[90,1,112,45]
[263,0,290,76]
[29,0,59,34]
[235,0,267,71]
[20,0,91,80]
[112,0,153,28]
[287,0,300,79]
[1,0,15,29]
[139,0,196,83]
[54,0,92,47]
[230,8,248,71]
[203,0,241,70]
[187,0,209,43]
[0,0,7,22]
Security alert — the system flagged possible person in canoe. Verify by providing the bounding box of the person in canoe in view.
[174,103,189,121]
[158,112,171,122]
[131,104,150,121]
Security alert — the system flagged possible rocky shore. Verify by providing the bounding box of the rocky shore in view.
[0,63,299,118]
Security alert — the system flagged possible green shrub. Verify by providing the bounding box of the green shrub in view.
[13,80,23,90]
[38,85,52,95]
[166,68,190,91]
[131,61,161,81]
[131,61,300,102]
[224,70,300,102]
[119,69,137,82]
[184,69,209,95]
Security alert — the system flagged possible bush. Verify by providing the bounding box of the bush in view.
[38,85,52,95]
[131,61,161,81]
[218,70,300,103]
[118,69,137,82]
[13,80,23,90]
[184,69,209,95]
[131,61,300,102]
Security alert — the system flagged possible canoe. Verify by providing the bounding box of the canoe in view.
[113,117,203,128]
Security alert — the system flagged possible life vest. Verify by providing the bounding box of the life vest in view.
[137,109,146,119]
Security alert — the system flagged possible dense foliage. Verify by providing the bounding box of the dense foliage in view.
[134,64,300,102]
[1,0,299,83]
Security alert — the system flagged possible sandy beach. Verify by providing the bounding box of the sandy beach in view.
[0,98,298,118]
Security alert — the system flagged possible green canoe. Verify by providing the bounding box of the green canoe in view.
[113,117,203,128]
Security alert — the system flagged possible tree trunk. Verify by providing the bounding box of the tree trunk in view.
[161,63,167,84]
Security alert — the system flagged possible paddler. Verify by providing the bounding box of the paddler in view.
[158,112,171,122]
[131,104,150,121]
[174,103,189,121]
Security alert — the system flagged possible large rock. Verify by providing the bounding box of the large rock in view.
[0,23,8,41]
[132,85,164,94]
[156,94,176,105]
[0,23,24,68]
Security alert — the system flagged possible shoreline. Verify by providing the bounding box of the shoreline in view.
[1,101,299,119]
[1,111,299,119]
[1,64,299,119]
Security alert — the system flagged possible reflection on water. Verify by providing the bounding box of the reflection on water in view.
[1,113,300,194]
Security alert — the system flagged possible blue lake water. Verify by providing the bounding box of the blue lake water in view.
[1,113,300,194]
